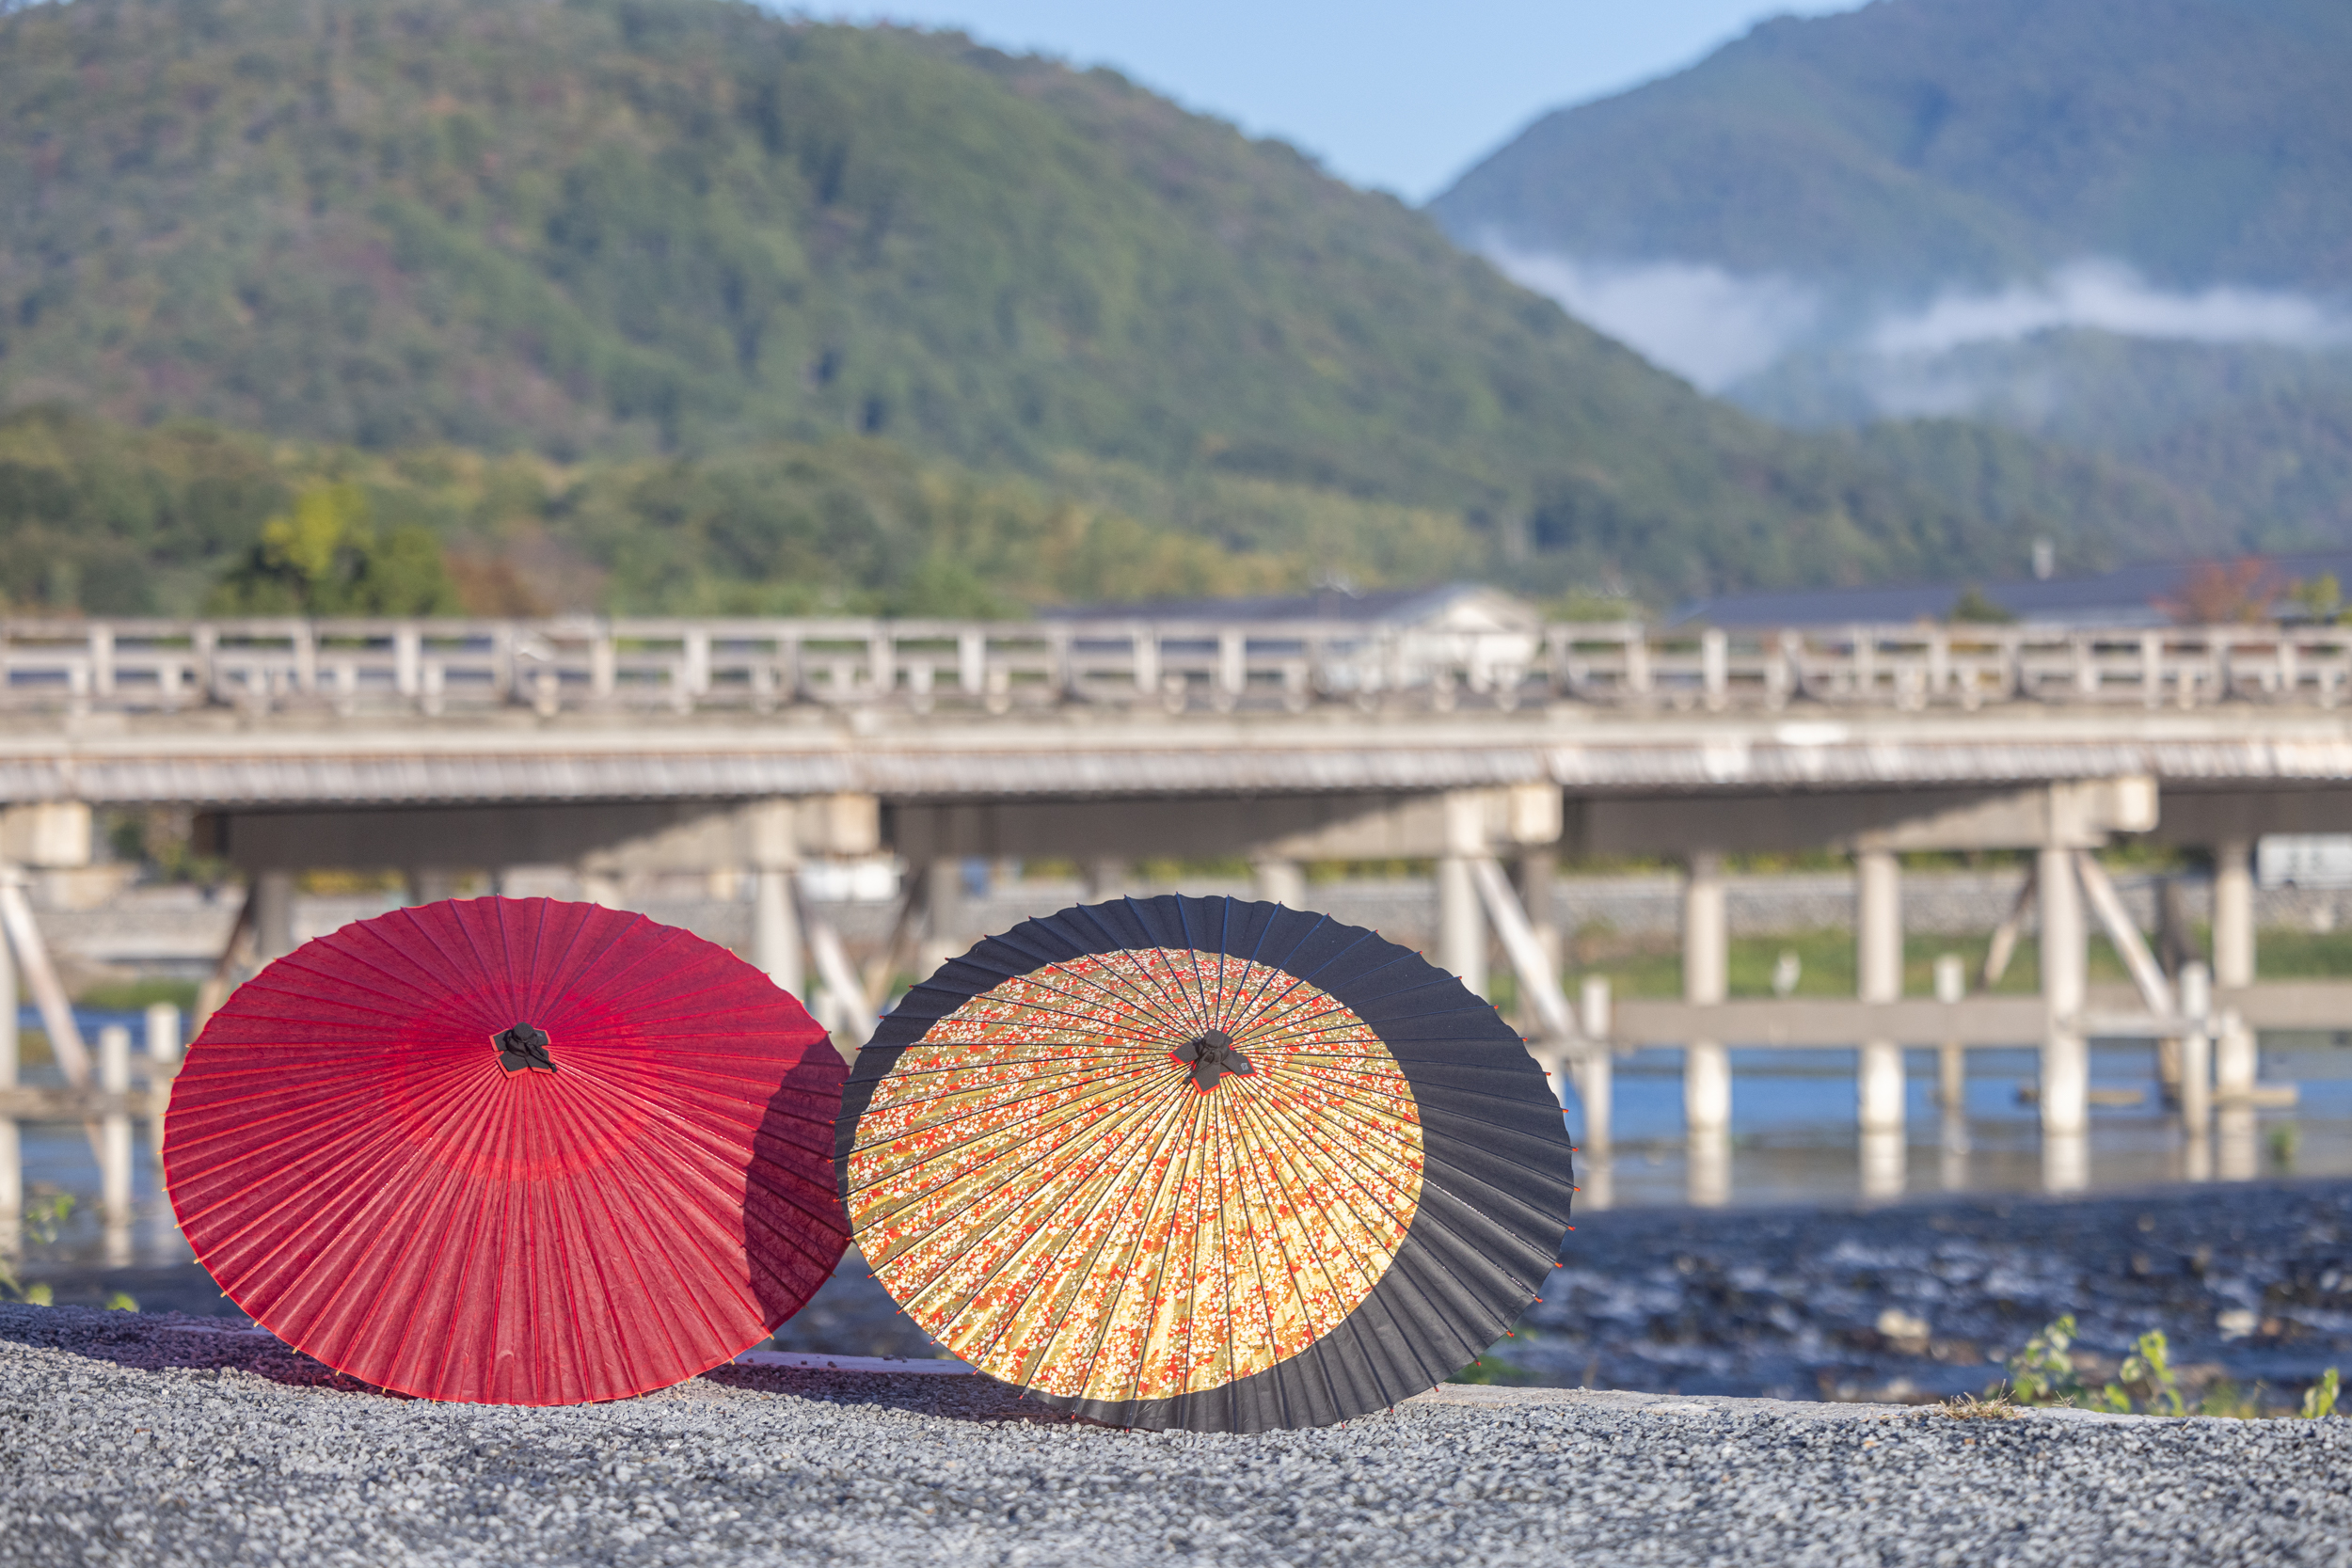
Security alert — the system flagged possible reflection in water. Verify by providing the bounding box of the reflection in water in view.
[1580,1154,1614,1212]
[2042,1131,2089,1194]
[1555,1040,2352,1212]
[1859,1129,1904,1201]
[1687,1130,1730,1208]
[8,1040,2351,1287]
[2218,1105,2260,1181]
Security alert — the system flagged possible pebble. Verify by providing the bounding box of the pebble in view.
[6,1305,2349,1566]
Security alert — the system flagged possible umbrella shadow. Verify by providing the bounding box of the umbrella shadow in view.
[0,1304,411,1396]
[700,1362,1091,1427]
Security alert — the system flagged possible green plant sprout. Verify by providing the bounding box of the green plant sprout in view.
[2002,1316,2340,1418]
[2004,1315,2088,1405]
[0,1192,75,1307]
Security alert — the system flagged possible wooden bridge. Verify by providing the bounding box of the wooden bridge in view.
[5,611,2352,1228]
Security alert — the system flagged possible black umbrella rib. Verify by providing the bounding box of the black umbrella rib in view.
[1216,1085,1391,1394]
[1216,1085,1442,1408]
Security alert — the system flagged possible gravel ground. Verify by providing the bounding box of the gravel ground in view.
[5,1305,2349,1567]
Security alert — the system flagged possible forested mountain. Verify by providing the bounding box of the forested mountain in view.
[1431,0,2352,295]
[0,0,2241,612]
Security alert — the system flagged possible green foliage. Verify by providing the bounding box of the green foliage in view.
[74,976,199,1012]
[2004,1315,2087,1406]
[1949,587,2016,625]
[0,0,2154,605]
[2116,1330,2186,1418]
[210,483,459,615]
[2003,1315,2344,1419]
[2288,574,2344,624]
[0,1191,73,1306]
[0,404,290,612]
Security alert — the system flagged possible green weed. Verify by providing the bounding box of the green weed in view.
[0,1192,74,1307]
[2001,1316,2341,1418]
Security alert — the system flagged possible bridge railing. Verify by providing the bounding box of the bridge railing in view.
[5,616,2350,715]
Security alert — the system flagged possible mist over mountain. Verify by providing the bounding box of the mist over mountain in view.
[1430,0,2352,546]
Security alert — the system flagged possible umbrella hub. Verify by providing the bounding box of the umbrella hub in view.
[493,1022,556,1075]
[1171,1028,1252,1091]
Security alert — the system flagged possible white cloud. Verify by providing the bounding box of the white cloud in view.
[1870,261,2349,354]
[1475,243,1822,390]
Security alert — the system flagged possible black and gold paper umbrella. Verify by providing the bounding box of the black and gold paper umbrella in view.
[836,895,1576,1433]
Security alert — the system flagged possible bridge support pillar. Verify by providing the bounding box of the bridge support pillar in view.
[919,859,967,974]
[1855,847,1906,1196]
[255,871,295,961]
[2211,835,2258,1116]
[2038,842,2090,1187]
[1085,858,1129,901]
[2213,836,2255,989]
[1681,851,1729,1203]
[405,868,458,905]
[1516,848,1560,974]
[98,1023,132,1265]
[0,919,16,1249]
[1251,857,1306,909]
[744,800,803,1000]
[1437,793,1487,997]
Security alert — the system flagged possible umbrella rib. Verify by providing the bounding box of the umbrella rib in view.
[1220,1082,1414,1303]
[851,1067,1171,1189]
[885,987,1199,1053]
[546,1076,745,1383]
[1244,1078,1547,1325]
[954,938,1208,1045]
[893,1069,1196,1381]
[1082,1077,1221,1402]
[1218,1085,1352,1425]
[1219,1083,1439,1405]
[857,1065,1190,1282]
[914,1072,1194,1347]
[999,1070,1203,1397]
[1001,1075,1206,1396]
[1168,901,1218,1043]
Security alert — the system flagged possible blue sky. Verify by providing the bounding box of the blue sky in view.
[806,2,1860,200]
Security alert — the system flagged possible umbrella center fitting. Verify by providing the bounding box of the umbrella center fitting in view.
[1171,1028,1252,1092]
[493,1022,556,1075]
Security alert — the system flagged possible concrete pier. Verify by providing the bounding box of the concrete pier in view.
[1682,852,1730,1206]
[1854,848,1904,1197]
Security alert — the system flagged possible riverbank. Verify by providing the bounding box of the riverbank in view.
[25,1178,2352,1411]
[3,1305,2345,1566]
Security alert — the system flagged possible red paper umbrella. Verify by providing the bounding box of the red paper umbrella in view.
[164,897,848,1405]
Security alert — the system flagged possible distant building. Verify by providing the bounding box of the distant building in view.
[1673,549,2352,630]
[1041,582,1542,696]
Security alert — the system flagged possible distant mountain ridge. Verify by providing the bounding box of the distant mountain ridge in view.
[1432,0,2352,296]
[1427,0,2352,549]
